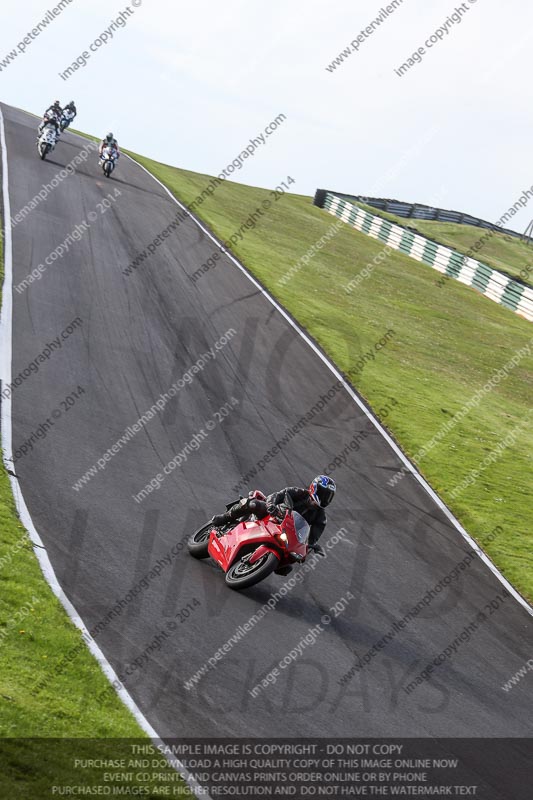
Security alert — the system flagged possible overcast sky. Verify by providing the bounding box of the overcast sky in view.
[1,0,532,232]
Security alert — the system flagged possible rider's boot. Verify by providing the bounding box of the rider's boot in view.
[211,498,249,529]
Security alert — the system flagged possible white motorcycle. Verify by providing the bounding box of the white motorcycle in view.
[37,122,58,160]
[60,109,76,132]
[100,146,118,178]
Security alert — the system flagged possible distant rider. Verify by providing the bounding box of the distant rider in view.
[43,100,63,121]
[38,100,62,139]
[99,132,120,160]
[61,101,77,128]
[38,115,60,143]
[211,475,337,556]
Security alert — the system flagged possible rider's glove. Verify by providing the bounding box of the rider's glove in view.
[269,505,284,523]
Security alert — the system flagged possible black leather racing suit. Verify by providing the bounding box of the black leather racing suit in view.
[227,487,326,547]
[44,104,62,120]
[267,487,326,546]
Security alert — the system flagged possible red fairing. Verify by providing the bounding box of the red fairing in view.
[208,517,281,571]
[248,545,280,565]
[199,488,311,590]
[208,500,308,572]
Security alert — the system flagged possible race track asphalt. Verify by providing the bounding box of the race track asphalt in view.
[2,104,532,764]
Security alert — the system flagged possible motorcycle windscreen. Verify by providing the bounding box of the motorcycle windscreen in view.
[292,511,310,544]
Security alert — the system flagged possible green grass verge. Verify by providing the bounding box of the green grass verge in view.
[127,153,533,603]
[0,214,187,796]
[355,201,533,287]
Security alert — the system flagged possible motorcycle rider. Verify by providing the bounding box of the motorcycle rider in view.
[38,114,60,144]
[61,100,77,127]
[44,100,63,120]
[211,475,337,556]
[38,100,62,139]
[99,132,120,160]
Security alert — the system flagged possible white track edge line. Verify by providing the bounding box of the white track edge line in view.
[0,106,211,800]
[125,152,533,619]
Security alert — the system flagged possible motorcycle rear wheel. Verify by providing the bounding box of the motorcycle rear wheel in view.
[187,523,212,558]
[225,551,279,590]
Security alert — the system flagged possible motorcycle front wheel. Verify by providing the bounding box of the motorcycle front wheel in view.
[225,551,279,590]
[39,143,50,160]
[187,522,212,559]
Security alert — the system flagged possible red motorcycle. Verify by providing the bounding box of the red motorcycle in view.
[187,491,311,590]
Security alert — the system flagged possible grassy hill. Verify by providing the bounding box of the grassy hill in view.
[128,154,533,603]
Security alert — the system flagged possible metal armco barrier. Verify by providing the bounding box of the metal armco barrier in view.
[314,189,530,242]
